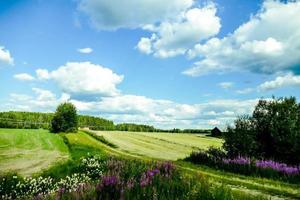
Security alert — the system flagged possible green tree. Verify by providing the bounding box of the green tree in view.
[50,102,78,133]
[223,116,257,158]
[253,97,300,164]
[223,97,300,164]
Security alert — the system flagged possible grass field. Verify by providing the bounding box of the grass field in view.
[92,130,223,160]
[0,129,69,176]
[1,129,299,199]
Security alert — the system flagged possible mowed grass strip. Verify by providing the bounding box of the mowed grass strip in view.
[93,131,223,160]
[65,131,146,159]
[0,128,69,176]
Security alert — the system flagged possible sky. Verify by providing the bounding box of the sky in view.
[0,0,299,129]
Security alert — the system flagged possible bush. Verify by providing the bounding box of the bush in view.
[223,97,300,164]
[185,150,300,183]
[50,102,78,133]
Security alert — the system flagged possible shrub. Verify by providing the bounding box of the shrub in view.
[50,102,78,133]
[223,97,300,164]
[223,116,257,158]
[185,150,300,183]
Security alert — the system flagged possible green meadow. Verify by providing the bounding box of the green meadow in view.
[0,129,69,176]
[0,128,299,199]
[93,130,223,160]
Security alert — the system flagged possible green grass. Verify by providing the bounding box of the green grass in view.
[88,130,300,199]
[0,128,69,176]
[1,129,299,199]
[92,130,223,160]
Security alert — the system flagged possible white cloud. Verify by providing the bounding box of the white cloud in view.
[236,87,254,94]
[14,73,35,81]
[218,82,234,89]
[137,4,221,58]
[207,119,221,126]
[10,93,32,101]
[6,88,70,112]
[38,62,123,97]
[0,46,14,66]
[77,47,93,54]
[184,1,300,76]
[78,0,193,30]
[136,37,153,54]
[36,69,51,80]
[5,85,261,129]
[70,95,259,129]
[259,73,300,91]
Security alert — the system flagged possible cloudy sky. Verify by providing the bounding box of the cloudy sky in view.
[0,0,299,129]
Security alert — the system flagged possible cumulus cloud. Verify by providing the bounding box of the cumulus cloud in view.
[78,0,193,30]
[259,73,300,91]
[0,46,14,66]
[137,4,221,58]
[218,82,234,89]
[136,37,153,54]
[70,95,259,129]
[6,88,70,112]
[37,62,123,98]
[77,47,93,54]
[14,73,35,81]
[184,1,300,76]
[5,85,261,128]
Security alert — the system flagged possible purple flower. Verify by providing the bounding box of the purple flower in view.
[222,156,251,165]
[102,175,118,186]
[157,161,175,177]
[255,160,300,175]
[126,178,135,189]
[96,175,120,192]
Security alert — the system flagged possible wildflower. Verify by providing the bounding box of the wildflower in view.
[255,160,300,175]
[222,156,251,165]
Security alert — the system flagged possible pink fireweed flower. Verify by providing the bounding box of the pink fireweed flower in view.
[255,160,300,175]
[222,156,251,165]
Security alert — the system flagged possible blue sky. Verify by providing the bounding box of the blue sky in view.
[0,0,299,129]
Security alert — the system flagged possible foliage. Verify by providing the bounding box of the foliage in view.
[0,111,52,129]
[78,115,114,130]
[223,116,257,158]
[223,97,300,164]
[0,111,114,131]
[50,102,78,133]
[185,148,300,183]
[115,123,210,133]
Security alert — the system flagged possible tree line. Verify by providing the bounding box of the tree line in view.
[114,123,210,133]
[0,111,209,133]
[0,111,114,130]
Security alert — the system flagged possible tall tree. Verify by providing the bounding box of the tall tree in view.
[51,102,78,133]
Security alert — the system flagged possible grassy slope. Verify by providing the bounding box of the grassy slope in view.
[0,129,69,176]
[93,131,222,160]
[88,130,300,199]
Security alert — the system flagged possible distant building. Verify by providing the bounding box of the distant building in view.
[211,127,222,137]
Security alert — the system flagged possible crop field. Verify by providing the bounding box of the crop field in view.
[93,130,223,160]
[0,129,69,176]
